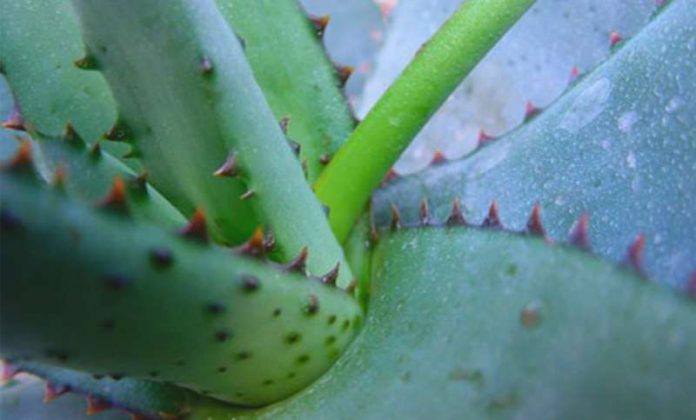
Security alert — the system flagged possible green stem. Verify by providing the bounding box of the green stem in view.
[314,0,535,241]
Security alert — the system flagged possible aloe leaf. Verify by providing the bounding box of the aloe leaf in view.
[360,0,660,172]
[217,0,356,183]
[373,0,696,288]
[0,171,362,406]
[193,226,696,419]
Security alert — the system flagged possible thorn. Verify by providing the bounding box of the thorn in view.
[98,177,129,214]
[287,139,301,156]
[200,56,213,74]
[2,103,25,130]
[526,203,546,237]
[609,31,623,47]
[381,168,399,186]
[625,234,646,275]
[390,204,401,230]
[419,198,431,225]
[1,364,20,382]
[279,116,290,134]
[130,171,149,192]
[74,52,98,70]
[234,227,265,258]
[3,139,33,173]
[53,165,68,190]
[86,396,112,415]
[568,214,591,250]
[569,66,581,83]
[62,123,84,147]
[430,150,446,165]
[687,271,696,300]
[481,201,502,228]
[240,274,260,291]
[149,247,174,268]
[310,15,330,38]
[179,208,208,243]
[524,101,541,122]
[477,130,495,147]
[446,198,467,226]
[321,263,340,286]
[240,190,255,200]
[304,293,320,315]
[319,154,331,165]
[345,279,357,295]
[90,142,102,159]
[369,209,379,243]
[335,65,353,87]
[44,382,70,402]
[104,118,132,142]
[213,152,239,177]
[284,247,308,274]
[263,231,276,253]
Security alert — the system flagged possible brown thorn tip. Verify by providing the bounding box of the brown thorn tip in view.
[609,31,623,47]
[321,263,340,286]
[526,203,546,237]
[568,213,591,250]
[240,190,256,200]
[382,168,399,185]
[234,227,265,258]
[44,382,70,402]
[419,198,431,225]
[431,150,446,165]
[285,247,309,274]
[180,208,208,243]
[5,139,32,171]
[310,15,331,37]
[279,116,290,134]
[390,204,402,230]
[86,396,112,415]
[53,166,68,189]
[99,177,128,213]
[2,104,25,130]
[626,233,646,273]
[1,364,20,382]
[482,201,501,228]
[213,152,239,177]
[336,65,354,86]
[446,198,467,226]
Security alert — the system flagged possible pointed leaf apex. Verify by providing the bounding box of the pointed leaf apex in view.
[390,204,402,230]
[625,233,646,274]
[98,177,129,214]
[526,203,546,237]
[285,246,309,274]
[44,382,70,402]
[419,198,431,225]
[213,152,239,177]
[446,198,467,226]
[86,396,112,415]
[180,208,208,243]
[482,201,502,228]
[568,213,591,250]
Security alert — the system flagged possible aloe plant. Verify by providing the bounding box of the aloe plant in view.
[1,0,694,418]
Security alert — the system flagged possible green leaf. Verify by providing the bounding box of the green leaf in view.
[218,0,357,183]
[373,0,696,289]
[0,173,362,406]
[193,226,696,419]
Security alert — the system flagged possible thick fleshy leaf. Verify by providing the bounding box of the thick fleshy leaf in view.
[361,0,659,173]
[193,226,696,419]
[373,0,696,289]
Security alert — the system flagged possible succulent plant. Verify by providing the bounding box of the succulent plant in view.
[1,0,694,418]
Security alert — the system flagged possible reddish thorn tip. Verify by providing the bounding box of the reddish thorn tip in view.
[5,139,33,171]
[234,227,265,258]
[524,101,540,121]
[1,364,20,382]
[382,168,399,185]
[609,31,623,47]
[626,234,646,273]
[86,396,112,415]
[310,15,331,36]
[336,65,354,86]
[446,198,467,226]
[431,150,446,165]
[180,208,208,243]
[568,214,591,250]
[390,204,402,230]
[482,201,502,228]
[44,382,70,402]
[285,247,309,274]
[2,105,25,130]
[526,203,546,237]
[477,130,495,147]
[321,263,340,286]
[99,177,128,213]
